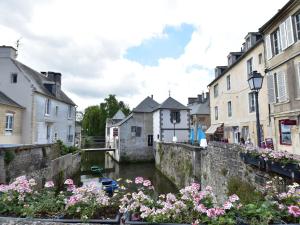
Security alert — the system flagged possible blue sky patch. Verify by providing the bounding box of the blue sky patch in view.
[124,23,195,66]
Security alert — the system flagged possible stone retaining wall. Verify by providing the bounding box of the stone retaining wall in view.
[0,144,80,187]
[156,141,290,203]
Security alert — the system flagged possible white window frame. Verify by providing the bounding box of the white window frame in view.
[45,98,51,115]
[271,28,282,56]
[227,101,232,117]
[46,124,51,142]
[249,92,256,113]
[214,106,218,120]
[226,75,231,90]
[247,58,253,76]
[68,105,72,118]
[214,84,219,98]
[5,113,14,135]
[294,11,300,41]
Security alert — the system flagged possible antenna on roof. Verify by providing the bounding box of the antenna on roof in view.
[168,90,171,97]
[15,37,22,57]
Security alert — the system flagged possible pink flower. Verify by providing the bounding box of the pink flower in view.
[44,181,54,188]
[135,177,144,184]
[196,204,207,213]
[288,205,300,217]
[206,208,217,218]
[191,183,200,190]
[67,184,76,192]
[229,194,239,203]
[143,180,151,187]
[192,220,200,225]
[223,201,233,210]
[64,179,74,185]
[205,186,212,192]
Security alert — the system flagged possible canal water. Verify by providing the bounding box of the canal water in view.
[78,151,178,194]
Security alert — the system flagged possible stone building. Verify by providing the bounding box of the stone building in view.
[107,97,159,162]
[187,92,210,142]
[259,0,300,153]
[0,91,24,145]
[207,32,270,145]
[0,46,76,146]
[153,97,190,143]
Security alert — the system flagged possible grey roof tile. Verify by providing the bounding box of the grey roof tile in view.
[188,100,210,115]
[155,97,189,110]
[0,91,24,108]
[133,96,159,113]
[11,59,76,106]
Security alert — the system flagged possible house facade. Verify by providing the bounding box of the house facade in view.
[153,97,190,143]
[107,97,159,162]
[207,33,271,146]
[0,46,76,146]
[0,91,24,145]
[187,92,210,142]
[260,0,300,153]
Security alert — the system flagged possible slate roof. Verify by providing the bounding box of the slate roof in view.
[0,91,24,108]
[112,109,126,120]
[11,59,76,106]
[188,100,210,115]
[132,96,159,113]
[155,97,189,111]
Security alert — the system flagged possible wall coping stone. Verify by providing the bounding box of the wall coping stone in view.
[160,142,205,151]
[0,144,54,152]
[208,141,243,151]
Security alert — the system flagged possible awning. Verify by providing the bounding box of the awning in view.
[205,124,223,134]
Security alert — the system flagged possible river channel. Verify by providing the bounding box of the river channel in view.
[77,151,178,194]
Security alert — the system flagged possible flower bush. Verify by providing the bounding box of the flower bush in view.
[244,146,299,165]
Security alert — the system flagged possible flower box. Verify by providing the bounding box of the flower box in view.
[240,152,265,170]
[0,213,121,224]
[266,161,300,179]
[124,213,191,225]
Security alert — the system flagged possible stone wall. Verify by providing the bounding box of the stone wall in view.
[156,141,291,203]
[155,142,203,188]
[0,144,80,187]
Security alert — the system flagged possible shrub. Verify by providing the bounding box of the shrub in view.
[4,151,15,165]
[227,177,263,205]
[57,140,79,156]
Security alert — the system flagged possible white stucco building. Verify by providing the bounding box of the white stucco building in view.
[0,46,76,146]
[153,97,190,143]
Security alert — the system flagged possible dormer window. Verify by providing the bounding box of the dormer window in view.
[11,73,17,83]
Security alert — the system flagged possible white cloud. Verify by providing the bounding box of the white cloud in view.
[0,0,288,110]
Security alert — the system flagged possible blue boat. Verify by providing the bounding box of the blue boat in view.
[99,177,118,195]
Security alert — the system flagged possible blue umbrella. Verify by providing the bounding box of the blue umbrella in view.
[197,127,207,147]
[190,128,194,144]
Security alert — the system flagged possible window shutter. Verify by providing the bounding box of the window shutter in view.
[285,16,295,47]
[265,35,272,60]
[136,127,141,137]
[266,73,275,103]
[277,71,288,102]
[279,22,287,50]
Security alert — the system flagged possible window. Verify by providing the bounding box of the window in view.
[5,113,14,135]
[267,72,288,104]
[241,126,249,140]
[68,105,72,118]
[46,124,51,141]
[279,120,292,145]
[247,58,253,76]
[214,84,219,97]
[148,135,153,146]
[249,92,256,112]
[45,98,51,115]
[55,106,59,116]
[294,11,300,41]
[68,125,73,142]
[214,106,218,120]
[11,73,17,83]
[298,62,300,93]
[246,37,251,49]
[258,53,263,64]
[226,75,231,90]
[131,126,142,137]
[227,101,232,117]
[170,111,181,123]
[271,28,281,55]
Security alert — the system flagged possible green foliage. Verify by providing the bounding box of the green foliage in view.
[82,94,131,136]
[57,140,79,156]
[227,177,263,205]
[4,151,15,165]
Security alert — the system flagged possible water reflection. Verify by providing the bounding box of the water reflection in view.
[79,151,178,194]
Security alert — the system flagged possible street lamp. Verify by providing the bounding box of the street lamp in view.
[247,71,264,147]
[172,119,177,142]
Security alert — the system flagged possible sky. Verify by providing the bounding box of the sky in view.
[0,0,288,111]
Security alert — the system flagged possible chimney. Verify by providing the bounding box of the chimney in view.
[197,94,203,103]
[43,71,62,96]
[0,46,17,59]
[188,97,197,105]
[151,95,153,99]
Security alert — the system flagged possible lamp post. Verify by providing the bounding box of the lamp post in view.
[173,119,177,142]
[247,71,264,147]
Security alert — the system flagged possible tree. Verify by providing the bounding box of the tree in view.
[82,95,131,136]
